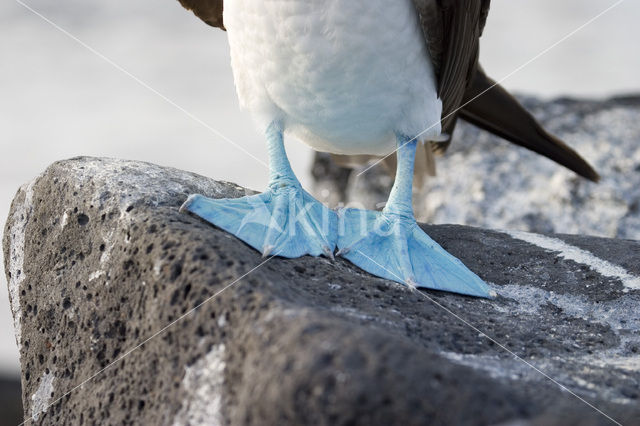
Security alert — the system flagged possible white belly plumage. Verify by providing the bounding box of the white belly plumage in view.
[223,0,442,156]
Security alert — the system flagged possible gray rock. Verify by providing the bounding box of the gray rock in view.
[312,95,640,240]
[3,157,640,425]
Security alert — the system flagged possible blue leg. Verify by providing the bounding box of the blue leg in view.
[181,121,337,258]
[337,135,494,298]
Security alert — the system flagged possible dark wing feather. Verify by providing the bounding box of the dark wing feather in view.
[413,1,598,181]
[178,0,225,29]
[412,1,489,133]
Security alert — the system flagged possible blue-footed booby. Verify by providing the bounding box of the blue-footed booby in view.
[178,0,599,298]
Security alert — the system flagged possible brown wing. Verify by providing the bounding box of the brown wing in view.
[412,0,490,152]
[413,1,598,181]
[178,0,225,29]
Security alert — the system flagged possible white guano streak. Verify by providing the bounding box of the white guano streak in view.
[7,176,40,350]
[506,230,640,291]
[31,370,55,421]
[172,344,226,426]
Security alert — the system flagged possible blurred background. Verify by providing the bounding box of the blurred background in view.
[1,0,639,416]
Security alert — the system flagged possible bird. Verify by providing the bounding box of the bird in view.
[178,0,598,298]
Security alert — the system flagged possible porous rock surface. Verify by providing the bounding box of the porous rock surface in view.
[312,95,640,240]
[3,157,640,425]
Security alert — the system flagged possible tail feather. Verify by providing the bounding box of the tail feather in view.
[459,68,600,182]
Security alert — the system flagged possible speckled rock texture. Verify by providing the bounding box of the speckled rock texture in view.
[4,157,640,425]
[312,95,640,240]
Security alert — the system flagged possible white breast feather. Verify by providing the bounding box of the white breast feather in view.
[223,0,442,155]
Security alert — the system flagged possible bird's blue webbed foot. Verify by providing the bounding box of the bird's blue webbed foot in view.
[337,209,493,297]
[181,122,337,258]
[181,184,337,258]
[337,136,494,298]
